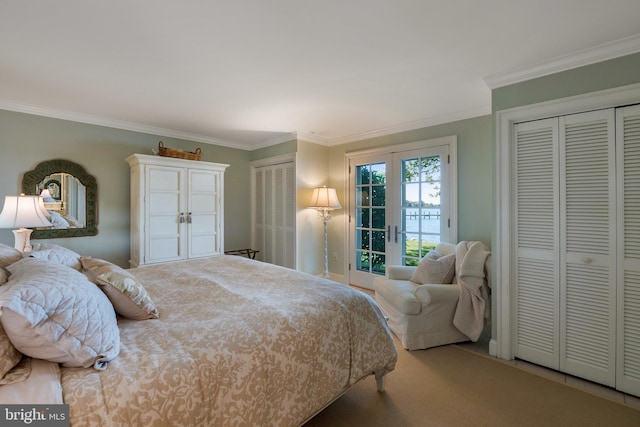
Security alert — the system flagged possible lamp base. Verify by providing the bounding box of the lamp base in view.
[12,228,33,253]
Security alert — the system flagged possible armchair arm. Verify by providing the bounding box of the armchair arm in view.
[414,284,460,306]
[385,265,416,280]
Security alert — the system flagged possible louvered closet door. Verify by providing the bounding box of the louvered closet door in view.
[514,119,561,369]
[560,110,616,387]
[617,105,640,396]
[253,162,296,269]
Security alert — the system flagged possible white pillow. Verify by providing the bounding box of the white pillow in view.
[28,243,82,271]
[0,258,120,370]
[410,250,456,284]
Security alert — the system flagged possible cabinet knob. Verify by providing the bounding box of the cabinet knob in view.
[582,257,592,264]
[187,212,192,223]
[179,213,185,223]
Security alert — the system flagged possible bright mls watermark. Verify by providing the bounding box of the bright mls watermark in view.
[0,405,69,426]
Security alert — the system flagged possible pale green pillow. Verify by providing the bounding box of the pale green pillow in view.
[81,257,159,320]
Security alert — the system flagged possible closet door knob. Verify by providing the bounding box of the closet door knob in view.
[179,213,185,223]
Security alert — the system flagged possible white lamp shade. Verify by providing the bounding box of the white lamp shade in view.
[0,195,53,228]
[309,187,342,210]
[40,188,55,201]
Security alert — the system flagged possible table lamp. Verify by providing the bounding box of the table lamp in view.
[0,195,53,252]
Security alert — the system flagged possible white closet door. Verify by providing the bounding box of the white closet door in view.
[281,162,296,269]
[559,110,616,386]
[254,168,265,261]
[617,104,640,396]
[253,161,296,269]
[513,118,560,369]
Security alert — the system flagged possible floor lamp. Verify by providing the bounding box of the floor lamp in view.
[309,186,342,278]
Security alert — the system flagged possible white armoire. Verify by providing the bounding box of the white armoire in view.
[126,154,228,267]
[511,105,640,397]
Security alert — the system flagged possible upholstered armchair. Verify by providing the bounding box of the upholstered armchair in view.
[373,242,491,350]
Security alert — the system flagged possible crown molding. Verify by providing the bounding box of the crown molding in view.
[324,105,490,146]
[247,132,299,150]
[0,101,250,150]
[0,101,490,151]
[294,131,331,146]
[483,33,640,89]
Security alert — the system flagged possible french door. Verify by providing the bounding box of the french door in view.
[348,138,456,289]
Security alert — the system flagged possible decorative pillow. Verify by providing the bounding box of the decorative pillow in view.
[81,257,159,320]
[0,322,23,383]
[0,258,120,370]
[410,250,456,284]
[28,243,82,271]
[0,244,22,269]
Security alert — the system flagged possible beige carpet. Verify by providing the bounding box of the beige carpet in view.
[304,341,640,427]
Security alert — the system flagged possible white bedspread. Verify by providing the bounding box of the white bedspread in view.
[60,256,397,426]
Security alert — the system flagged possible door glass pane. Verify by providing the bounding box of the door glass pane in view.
[355,163,387,275]
[356,207,370,228]
[401,156,441,266]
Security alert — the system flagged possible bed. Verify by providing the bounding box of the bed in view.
[0,244,397,427]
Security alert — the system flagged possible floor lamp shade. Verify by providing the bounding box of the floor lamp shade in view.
[0,195,53,252]
[308,186,342,210]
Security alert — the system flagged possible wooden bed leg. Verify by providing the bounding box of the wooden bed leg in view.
[375,370,386,392]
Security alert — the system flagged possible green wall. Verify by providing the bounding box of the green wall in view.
[0,110,252,267]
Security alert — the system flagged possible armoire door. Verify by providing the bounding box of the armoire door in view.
[187,169,222,258]
[145,165,186,264]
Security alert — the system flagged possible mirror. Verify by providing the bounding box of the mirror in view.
[22,159,97,238]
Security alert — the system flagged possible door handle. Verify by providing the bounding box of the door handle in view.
[179,212,185,223]
[395,226,398,243]
[387,225,391,242]
[187,212,192,223]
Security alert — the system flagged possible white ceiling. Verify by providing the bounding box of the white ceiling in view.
[2,1,640,150]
